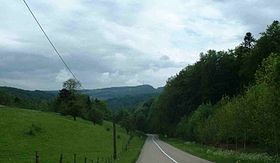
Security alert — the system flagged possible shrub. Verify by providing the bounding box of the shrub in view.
[26,123,43,136]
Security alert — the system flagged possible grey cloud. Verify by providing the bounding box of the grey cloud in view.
[0,0,278,90]
[215,0,280,35]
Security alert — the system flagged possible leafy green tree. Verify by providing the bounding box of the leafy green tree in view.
[242,32,256,49]
[92,99,111,120]
[63,78,81,91]
[54,79,86,120]
[88,108,103,125]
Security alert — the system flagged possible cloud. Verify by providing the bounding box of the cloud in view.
[0,0,278,90]
[55,69,72,83]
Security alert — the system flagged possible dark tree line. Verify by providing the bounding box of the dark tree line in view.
[0,91,51,110]
[132,21,280,154]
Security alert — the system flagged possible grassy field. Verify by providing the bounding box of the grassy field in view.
[0,106,143,163]
[164,138,280,163]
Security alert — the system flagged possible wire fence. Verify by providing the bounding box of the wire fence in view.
[0,135,134,163]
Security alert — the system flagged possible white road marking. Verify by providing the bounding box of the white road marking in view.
[152,137,178,163]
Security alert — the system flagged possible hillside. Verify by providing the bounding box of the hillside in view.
[82,85,163,109]
[0,85,163,110]
[0,106,131,162]
[0,86,55,101]
[82,85,163,100]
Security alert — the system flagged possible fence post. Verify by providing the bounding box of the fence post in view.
[35,151,39,163]
[60,153,63,163]
[73,154,77,163]
[113,118,117,160]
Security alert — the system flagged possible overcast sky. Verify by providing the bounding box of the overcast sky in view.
[0,0,279,90]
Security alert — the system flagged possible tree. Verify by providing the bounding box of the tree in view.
[242,32,256,49]
[54,79,85,120]
[63,79,81,91]
[120,114,134,134]
[92,99,111,120]
[88,108,103,125]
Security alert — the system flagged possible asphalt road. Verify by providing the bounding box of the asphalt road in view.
[136,134,212,163]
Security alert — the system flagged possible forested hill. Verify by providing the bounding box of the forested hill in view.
[0,86,55,101]
[0,86,55,110]
[82,85,163,100]
[49,85,163,109]
[0,85,163,110]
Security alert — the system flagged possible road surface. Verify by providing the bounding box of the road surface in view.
[136,134,212,163]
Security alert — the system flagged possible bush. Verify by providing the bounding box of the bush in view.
[26,123,43,136]
[106,127,110,131]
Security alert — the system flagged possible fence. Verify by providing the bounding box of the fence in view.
[32,135,134,163]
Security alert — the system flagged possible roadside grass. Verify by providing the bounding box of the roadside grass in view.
[164,138,280,163]
[0,106,130,162]
[117,135,146,163]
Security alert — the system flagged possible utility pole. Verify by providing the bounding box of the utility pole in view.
[113,113,117,160]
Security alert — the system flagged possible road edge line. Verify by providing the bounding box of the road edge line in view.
[152,137,178,163]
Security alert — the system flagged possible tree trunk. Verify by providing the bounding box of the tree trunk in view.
[226,139,229,149]
[74,116,76,121]
[243,133,246,150]
[235,136,238,151]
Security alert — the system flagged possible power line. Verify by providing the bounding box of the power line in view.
[21,0,83,88]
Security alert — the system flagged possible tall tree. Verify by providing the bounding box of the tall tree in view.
[63,79,81,91]
[242,32,256,49]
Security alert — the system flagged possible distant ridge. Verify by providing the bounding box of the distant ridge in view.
[81,84,163,100]
[0,85,164,110]
[0,86,54,101]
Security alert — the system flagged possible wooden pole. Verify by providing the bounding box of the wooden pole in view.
[35,151,39,163]
[59,153,63,163]
[113,115,117,160]
[73,154,76,163]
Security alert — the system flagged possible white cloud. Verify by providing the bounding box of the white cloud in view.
[0,0,278,89]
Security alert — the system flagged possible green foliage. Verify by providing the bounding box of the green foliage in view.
[114,109,140,134]
[165,138,279,163]
[88,108,103,125]
[144,21,280,156]
[151,49,241,135]
[173,53,280,154]
[0,87,53,111]
[53,79,111,123]
[92,99,111,120]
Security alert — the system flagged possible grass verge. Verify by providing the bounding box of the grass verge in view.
[117,134,146,163]
[164,138,280,163]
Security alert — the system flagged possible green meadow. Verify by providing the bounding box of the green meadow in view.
[0,106,143,163]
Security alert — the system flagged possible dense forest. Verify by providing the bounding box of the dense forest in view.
[0,87,53,110]
[123,21,280,154]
